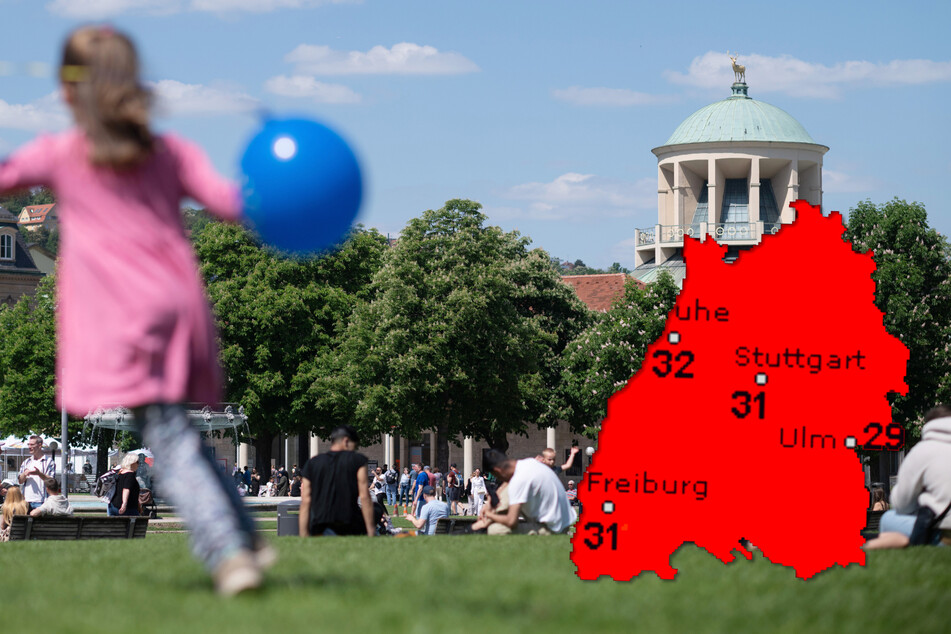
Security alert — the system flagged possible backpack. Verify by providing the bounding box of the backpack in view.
[94,468,119,503]
[385,469,397,485]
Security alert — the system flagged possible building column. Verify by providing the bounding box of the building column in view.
[673,161,684,226]
[284,436,291,468]
[384,433,394,467]
[749,158,761,223]
[238,443,250,470]
[546,427,556,451]
[707,158,718,225]
[464,437,473,479]
[782,158,799,222]
[310,433,320,458]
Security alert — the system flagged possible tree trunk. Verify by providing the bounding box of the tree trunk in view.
[485,431,509,454]
[95,431,109,477]
[297,433,311,466]
[435,423,450,474]
[253,431,274,478]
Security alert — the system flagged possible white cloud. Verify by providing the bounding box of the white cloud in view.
[552,86,676,107]
[285,42,479,76]
[47,0,356,17]
[151,80,260,116]
[47,0,180,18]
[264,75,361,104]
[666,51,951,99]
[190,0,357,11]
[0,92,69,132]
[823,169,879,194]
[491,173,656,221]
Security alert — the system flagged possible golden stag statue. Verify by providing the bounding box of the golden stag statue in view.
[728,51,746,83]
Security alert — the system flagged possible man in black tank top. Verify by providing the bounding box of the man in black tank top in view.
[299,425,375,537]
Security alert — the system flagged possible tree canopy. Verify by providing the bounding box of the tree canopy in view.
[192,221,388,471]
[0,275,80,439]
[844,198,951,438]
[559,272,680,434]
[310,199,589,466]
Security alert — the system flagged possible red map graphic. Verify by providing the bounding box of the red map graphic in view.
[571,201,909,580]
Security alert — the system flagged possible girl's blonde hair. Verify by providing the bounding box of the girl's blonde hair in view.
[2,486,28,525]
[61,26,153,167]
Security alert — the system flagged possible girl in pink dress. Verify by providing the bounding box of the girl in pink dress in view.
[0,26,271,595]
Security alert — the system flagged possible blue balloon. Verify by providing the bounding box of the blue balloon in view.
[240,117,363,255]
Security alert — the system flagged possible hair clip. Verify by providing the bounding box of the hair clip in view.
[60,65,89,83]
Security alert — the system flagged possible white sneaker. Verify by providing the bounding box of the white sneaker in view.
[214,550,262,597]
[254,542,279,571]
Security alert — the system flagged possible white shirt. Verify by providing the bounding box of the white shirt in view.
[469,476,486,494]
[507,458,576,533]
[35,495,73,516]
[891,415,951,529]
[19,455,55,504]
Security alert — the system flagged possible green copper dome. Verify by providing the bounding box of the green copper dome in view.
[661,83,817,146]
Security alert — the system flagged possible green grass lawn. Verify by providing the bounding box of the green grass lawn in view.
[1,534,948,633]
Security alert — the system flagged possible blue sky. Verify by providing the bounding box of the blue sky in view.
[1,0,949,268]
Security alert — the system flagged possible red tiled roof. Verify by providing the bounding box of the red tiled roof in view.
[20,204,56,225]
[561,273,643,312]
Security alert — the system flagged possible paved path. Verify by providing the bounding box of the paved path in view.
[65,493,298,527]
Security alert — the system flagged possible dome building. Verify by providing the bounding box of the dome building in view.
[633,71,828,286]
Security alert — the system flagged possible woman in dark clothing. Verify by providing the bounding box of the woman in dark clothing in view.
[249,468,261,497]
[109,453,142,516]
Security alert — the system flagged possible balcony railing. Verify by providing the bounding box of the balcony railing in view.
[636,221,787,248]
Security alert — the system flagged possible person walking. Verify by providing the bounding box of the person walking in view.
[108,453,142,517]
[445,467,460,515]
[468,469,487,517]
[383,464,399,508]
[398,467,411,511]
[0,26,272,595]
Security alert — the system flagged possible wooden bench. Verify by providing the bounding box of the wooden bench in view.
[9,515,149,541]
[861,509,886,540]
[433,517,481,535]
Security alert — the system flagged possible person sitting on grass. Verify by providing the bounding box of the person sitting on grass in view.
[299,425,375,537]
[472,449,576,535]
[405,486,449,535]
[864,404,951,550]
[30,476,73,517]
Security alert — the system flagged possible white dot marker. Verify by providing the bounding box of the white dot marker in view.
[602,501,615,514]
[668,332,680,344]
[273,136,297,160]
[756,373,768,386]
[845,436,857,449]
[585,446,595,456]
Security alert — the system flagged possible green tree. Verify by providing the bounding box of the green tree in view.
[313,200,589,468]
[0,276,74,438]
[0,186,54,216]
[20,224,59,256]
[844,198,951,439]
[192,221,388,473]
[559,272,680,433]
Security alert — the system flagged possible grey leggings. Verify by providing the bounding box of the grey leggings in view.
[134,404,257,571]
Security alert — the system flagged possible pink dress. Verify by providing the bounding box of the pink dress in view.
[0,130,242,415]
